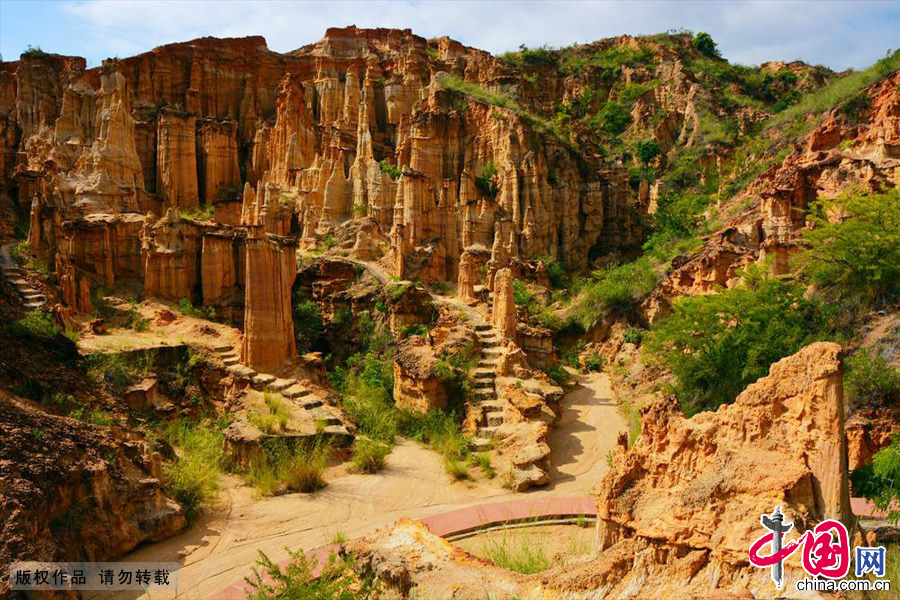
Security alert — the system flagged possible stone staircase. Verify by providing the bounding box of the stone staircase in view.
[0,245,47,312]
[212,345,348,435]
[470,321,505,451]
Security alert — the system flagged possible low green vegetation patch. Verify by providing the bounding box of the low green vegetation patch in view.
[246,549,380,599]
[176,297,216,320]
[245,439,332,496]
[162,419,224,525]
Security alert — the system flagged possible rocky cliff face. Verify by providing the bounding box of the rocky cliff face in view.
[646,71,900,320]
[572,342,850,597]
[351,342,851,598]
[0,390,185,596]
[0,28,659,373]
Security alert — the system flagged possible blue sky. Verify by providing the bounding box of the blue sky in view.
[1,1,898,70]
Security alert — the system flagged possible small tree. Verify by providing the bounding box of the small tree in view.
[852,433,900,524]
[800,189,900,305]
[644,266,830,414]
[694,32,721,59]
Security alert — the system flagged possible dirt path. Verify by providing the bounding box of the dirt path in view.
[103,372,625,599]
[546,371,627,494]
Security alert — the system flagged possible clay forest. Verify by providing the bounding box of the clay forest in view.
[1,20,900,600]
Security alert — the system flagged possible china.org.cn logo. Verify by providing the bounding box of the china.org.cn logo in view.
[748,506,891,592]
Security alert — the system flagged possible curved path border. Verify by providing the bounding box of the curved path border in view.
[215,495,597,598]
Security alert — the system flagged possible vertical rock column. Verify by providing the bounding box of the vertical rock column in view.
[492,267,517,340]
[241,228,298,372]
[157,111,199,210]
[458,250,476,301]
[198,119,240,204]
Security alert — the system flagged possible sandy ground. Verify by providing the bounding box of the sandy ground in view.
[94,370,626,600]
[455,523,595,566]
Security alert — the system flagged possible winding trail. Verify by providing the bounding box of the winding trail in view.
[98,354,626,600]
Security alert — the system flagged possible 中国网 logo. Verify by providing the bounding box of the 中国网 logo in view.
[748,506,891,593]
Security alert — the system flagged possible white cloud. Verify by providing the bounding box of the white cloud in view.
[36,0,900,70]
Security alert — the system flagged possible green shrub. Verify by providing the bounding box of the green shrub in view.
[85,351,154,389]
[85,409,114,426]
[246,549,380,599]
[844,349,900,410]
[499,44,559,68]
[583,351,604,373]
[246,439,331,495]
[645,268,832,414]
[623,326,644,345]
[800,189,900,305]
[401,324,429,338]
[378,159,402,180]
[350,438,391,474]
[635,139,660,165]
[571,257,658,327]
[399,409,472,477]
[126,306,150,331]
[293,298,324,352]
[643,192,712,258]
[512,280,538,315]
[851,432,900,524]
[176,297,216,320]
[249,392,290,434]
[694,32,721,59]
[592,101,630,135]
[475,162,500,198]
[6,310,60,339]
[470,452,495,478]
[768,49,900,129]
[545,365,571,387]
[163,420,223,525]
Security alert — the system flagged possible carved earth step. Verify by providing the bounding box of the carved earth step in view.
[480,340,500,349]
[485,412,504,427]
[474,324,491,331]
[268,378,294,392]
[299,395,324,409]
[474,389,495,401]
[9,278,27,286]
[24,302,43,310]
[473,369,495,379]
[311,409,342,427]
[470,437,493,452]
[477,425,499,439]
[227,364,257,379]
[222,356,240,367]
[23,293,44,301]
[252,373,276,389]
[323,425,350,436]
[482,347,502,357]
[477,360,498,370]
[474,380,494,390]
[480,400,503,411]
[282,384,309,399]
[213,345,232,353]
